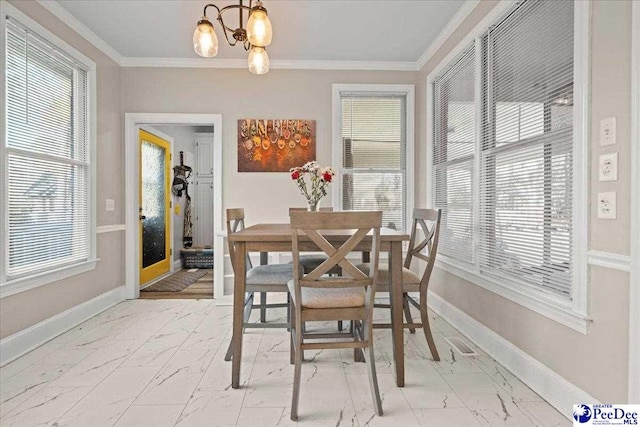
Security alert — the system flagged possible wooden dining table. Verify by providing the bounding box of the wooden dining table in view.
[227,223,410,389]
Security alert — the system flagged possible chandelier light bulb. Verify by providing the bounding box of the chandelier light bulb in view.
[247,2,272,47]
[193,17,218,57]
[248,46,269,75]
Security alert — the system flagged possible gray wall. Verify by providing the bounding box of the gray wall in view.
[415,0,633,403]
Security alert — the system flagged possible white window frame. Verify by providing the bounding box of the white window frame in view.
[426,0,591,334]
[332,84,415,233]
[0,2,97,298]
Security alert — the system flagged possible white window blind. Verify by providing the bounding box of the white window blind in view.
[479,0,574,297]
[433,46,476,264]
[339,94,407,231]
[432,0,575,300]
[4,16,91,280]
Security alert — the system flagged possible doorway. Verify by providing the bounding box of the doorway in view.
[124,114,223,301]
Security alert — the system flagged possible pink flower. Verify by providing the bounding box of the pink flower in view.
[322,172,332,182]
[291,170,300,180]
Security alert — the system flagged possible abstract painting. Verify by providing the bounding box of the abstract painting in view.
[238,119,316,172]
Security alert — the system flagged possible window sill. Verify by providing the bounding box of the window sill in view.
[435,256,591,334]
[0,259,98,299]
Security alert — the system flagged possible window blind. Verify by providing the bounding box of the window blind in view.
[478,0,574,297]
[5,17,91,279]
[432,46,476,264]
[340,94,407,231]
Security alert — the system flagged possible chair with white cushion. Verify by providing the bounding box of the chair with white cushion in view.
[357,208,442,361]
[223,208,294,361]
[288,210,383,421]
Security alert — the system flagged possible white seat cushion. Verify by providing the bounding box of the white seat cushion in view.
[246,264,295,285]
[356,263,421,286]
[288,280,365,309]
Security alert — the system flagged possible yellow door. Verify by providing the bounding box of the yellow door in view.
[139,129,171,285]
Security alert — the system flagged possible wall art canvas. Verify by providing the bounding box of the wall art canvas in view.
[238,119,316,172]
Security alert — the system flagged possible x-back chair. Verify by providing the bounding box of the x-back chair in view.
[288,210,383,421]
[359,208,442,361]
[223,208,294,362]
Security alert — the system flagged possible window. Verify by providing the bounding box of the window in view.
[430,0,588,330]
[333,85,414,232]
[1,6,96,295]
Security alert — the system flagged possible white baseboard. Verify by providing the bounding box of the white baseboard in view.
[0,286,126,366]
[173,259,182,271]
[427,290,599,420]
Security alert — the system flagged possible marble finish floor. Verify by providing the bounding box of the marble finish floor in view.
[0,298,569,426]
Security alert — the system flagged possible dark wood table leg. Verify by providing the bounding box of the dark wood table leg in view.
[232,241,247,389]
[389,240,405,387]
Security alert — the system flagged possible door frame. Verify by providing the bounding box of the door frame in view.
[124,113,223,300]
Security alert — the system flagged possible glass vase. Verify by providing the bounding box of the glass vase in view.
[307,199,319,212]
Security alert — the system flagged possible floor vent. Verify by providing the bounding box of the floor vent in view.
[444,336,478,356]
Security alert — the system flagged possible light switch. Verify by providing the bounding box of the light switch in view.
[600,117,616,146]
[597,192,616,219]
[105,199,115,211]
[598,152,618,181]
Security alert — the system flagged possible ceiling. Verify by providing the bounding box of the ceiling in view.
[53,0,466,64]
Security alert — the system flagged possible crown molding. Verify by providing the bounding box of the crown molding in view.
[416,0,480,70]
[35,0,480,73]
[120,57,419,71]
[36,0,123,65]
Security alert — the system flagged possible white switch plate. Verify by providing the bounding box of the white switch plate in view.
[105,199,115,211]
[598,152,618,181]
[597,192,616,219]
[600,117,616,146]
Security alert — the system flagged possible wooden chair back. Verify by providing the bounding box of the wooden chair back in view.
[404,208,442,291]
[289,211,382,304]
[226,208,253,272]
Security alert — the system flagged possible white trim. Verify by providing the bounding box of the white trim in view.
[0,1,98,298]
[571,0,592,323]
[427,290,599,420]
[173,259,182,271]
[0,286,125,366]
[96,224,126,234]
[331,83,416,233]
[435,260,591,334]
[124,114,224,301]
[416,0,481,69]
[37,0,123,65]
[35,0,124,65]
[120,57,419,71]
[629,0,640,404]
[586,250,631,273]
[425,0,592,333]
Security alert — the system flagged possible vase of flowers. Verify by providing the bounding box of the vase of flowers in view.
[290,161,335,211]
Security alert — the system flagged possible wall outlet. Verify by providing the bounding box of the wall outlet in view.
[105,199,115,211]
[597,192,616,219]
[600,117,616,146]
[598,152,618,181]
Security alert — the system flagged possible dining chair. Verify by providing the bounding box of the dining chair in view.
[223,208,294,362]
[288,210,383,421]
[358,208,442,361]
[288,207,341,275]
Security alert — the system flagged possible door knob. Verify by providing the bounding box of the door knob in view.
[139,215,146,220]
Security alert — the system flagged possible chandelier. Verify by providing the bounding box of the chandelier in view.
[193,0,273,75]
